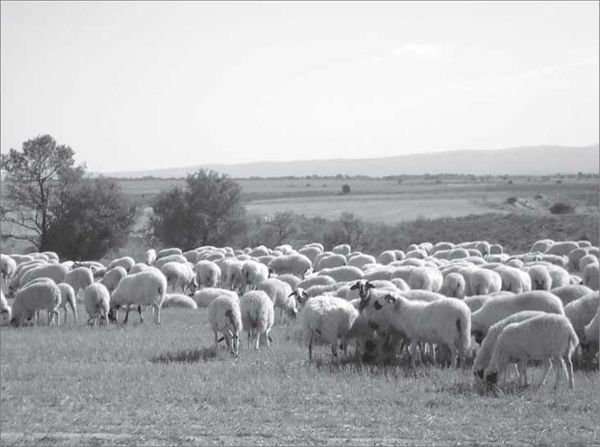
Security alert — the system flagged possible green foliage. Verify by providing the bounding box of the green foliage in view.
[150,169,247,248]
[44,178,136,260]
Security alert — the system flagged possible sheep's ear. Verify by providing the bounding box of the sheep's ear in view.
[384,294,396,304]
[350,281,360,290]
[268,268,273,277]
[366,281,375,289]
[301,291,308,300]
[288,291,297,298]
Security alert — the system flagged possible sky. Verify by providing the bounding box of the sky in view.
[1,1,598,173]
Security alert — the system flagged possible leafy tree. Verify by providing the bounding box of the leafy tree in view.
[44,178,136,260]
[151,169,246,248]
[341,184,351,194]
[323,212,366,249]
[1,135,85,249]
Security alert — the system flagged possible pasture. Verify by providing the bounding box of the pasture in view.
[1,307,598,446]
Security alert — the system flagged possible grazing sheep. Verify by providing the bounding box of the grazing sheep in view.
[348,254,376,269]
[484,314,578,389]
[208,295,242,356]
[154,254,188,270]
[494,265,532,294]
[579,254,599,273]
[242,260,270,292]
[182,249,201,264]
[11,279,61,327]
[220,259,245,291]
[317,266,364,282]
[567,248,590,272]
[377,250,397,265]
[57,283,78,325]
[298,246,322,263]
[100,266,128,293]
[363,266,394,281]
[64,267,94,298]
[145,249,157,266]
[110,268,167,324]
[528,265,552,290]
[194,260,222,289]
[274,274,302,290]
[15,263,69,295]
[316,254,347,271]
[160,262,196,293]
[157,247,183,259]
[545,241,579,257]
[550,285,594,306]
[440,273,466,299]
[268,254,312,278]
[332,244,351,256]
[256,278,297,322]
[470,291,564,343]
[564,292,599,341]
[1,254,17,281]
[583,262,599,290]
[84,283,111,326]
[106,256,136,272]
[240,290,275,350]
[362,292,471,368]
[300,295,359,361]
[405,249,428,260]
[473,310,545,379]
[298,275,336,290]
[162,293,198,309]
[191,287,238,308]
[467,268,502,296]
[407,267,443,292]
[129,263,151,275]
[531,239,554,253]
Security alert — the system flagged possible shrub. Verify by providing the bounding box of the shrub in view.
[506,197,518,205]
[341,184,351,194]
[549,202,575,214]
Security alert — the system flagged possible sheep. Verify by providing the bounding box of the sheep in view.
[273,274,302,290]
[544,264,571,289]
[473,310,545,379]
[377,250,397,265]
[83,283,110,326]
[361,292,471,368]
[298,246,322,263]
[1,290,12,324]
[298,275,336,289]
[256,278,297,322]
[56,283,78,325]
[405,249,428,259]
[145,249,157,265]
[274,244,294,255]
[306,283,343,297]
[160,262,196,293]
[100,266,128,293]
[470,291,564,343]
[208,295,242,356]
[316,254,346,271]
[550,285,594,306]
[257,255,275,266]
[191,287,238,308]
[484,313,578,389]
[162,293,198,309]
[304,242,325,252]
[494,265,532,294]
[10,279,61,327]
[220,259,245,291]
[489,244,503,255]
[64,267,94,299]
[194,260,222,289]
[463,295,492,313]
[249,245,270,257]
[157,247,183,258]
[332,244,351,256]
[564,292,599,341]
[154,254,188,270]
[129,263,151,275]
[110,268,167,324]
[567,248,590,272]
[390,278,410,291]
[240,290,275,350]
[15,263,69,295]
[579,254,599,273]
[582,303,599,349]
[467,268,502,295]
[300,295,359,361]
[439,273,466,299]
[528,265,552,290]
[363,267,394,281]
[242,260,269,292]
[545,241,580,257]
[407,267,443,292]
[182,249,201,264]
[531,239,554,253]
[348,254,376,269]
[1,254,17,281]
[317,266,364,282]
[106,256,136,272]
[583,262,599,290]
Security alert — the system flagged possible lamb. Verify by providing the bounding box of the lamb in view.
[194,260,222,289]
[256,278,297,322]
[268,254,312,278]
[484,313,579,389]
[242,260,270,292]
[160,262,196,293]
[100,266,128,293]
[10,279,61,327]
[407,267,443,292]
[64,267,94,299]
[582,262,599,290]
[473,310,545,379]
[440,273,466,299]
[110,268,166,324]
[361,292,471,368]
[348,254,377,269]
[316,254,346,271]
[240,290,275,350]
[550,285,594,306]
[83,283,111,326]
[106,256,136,272]
[470,291,564,343]
[300,295,359,361]
[191,287,238,308]
[56,282,78,325]
[157,247,183,259]
[145,249,157,265]
[317,266,364,282]
[564,292,599,341]
[162,293,198,309]
[528,265,552,290]
[208,295,242,356]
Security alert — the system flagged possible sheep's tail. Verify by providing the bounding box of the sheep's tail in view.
[455,311,471,352]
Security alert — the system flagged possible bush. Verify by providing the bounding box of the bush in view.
[549,202,575,214]
[506,197,518,205]
[341,184,351,194]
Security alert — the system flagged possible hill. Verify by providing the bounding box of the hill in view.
[97,144,599,178]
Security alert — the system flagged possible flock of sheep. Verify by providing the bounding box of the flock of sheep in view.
[1,237,599,391]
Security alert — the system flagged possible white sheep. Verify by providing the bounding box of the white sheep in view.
[489,244,503,255]
[10,279,61,327]
[1,289,12,324]
[145,249,157,265]
[194,260,222,289]
[347,254,376,269]
[300,294,359,361]
[332,244,351,256]
[162,293,198,309]
[583,262,599,290]
[567,247,590,272]
[377,250,396,265]
[15,263,69,294]
[273,274,302,290]
[110,268,167,324]
[129,263,151,275]
[440,273,466,299]
[467,268,502,296]
[564,292,599,341]
[64,267,94,299]
[256,278,297,322]
[493,265,532,294]
[191,287,238,308]
[106,256,136,272]
[100,266,128,293]
[550,285,594,306]
[298,275,336,290]
[83,283,110,326]
[545,241,579,257]
[407,267,443,292]
[208,294,242,356]
[240,290,275,350]
[154,254,188,270]
[484,313,578,389]
[316,254,346,271]
[242,260,269,292]
[1,254,17,281]
[317,266,364,282]
[470,291,564,343]
[157,247,183,259]
[298,246,322,263]
[582,303,599,349]
[56,282,78,325]
[531,239,554,253]
[361,291,471,368]
[219,258,245,291]
[579,254,598,272]
[182,249,201,264]
[267,254,312,278]
[473,310,545,379]
[160,262,195,293]
[528,265,552,290]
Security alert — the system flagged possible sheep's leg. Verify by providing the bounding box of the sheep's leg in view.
[140,305,146,324]
[331,342,338,362]
[539,358,552,385]
[554,357,567,390]
[409,341,419,367]
[265,330,271,348]
[213,330,219,350]
[516,360,528,386]
[449,345,458,369]
[308,336,313,361]
[63,307,68,326]
[254,331,260,351]
[565,356,574,389]
[123,306,131,324]
[247,331,252,349]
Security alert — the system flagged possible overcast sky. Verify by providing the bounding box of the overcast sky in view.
[1,1,598,172]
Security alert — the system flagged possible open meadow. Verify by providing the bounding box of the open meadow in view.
[1,307,599,446]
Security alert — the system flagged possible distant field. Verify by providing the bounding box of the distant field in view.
[1,308,598,446]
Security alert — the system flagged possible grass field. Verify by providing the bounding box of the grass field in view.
[1,307,598,446]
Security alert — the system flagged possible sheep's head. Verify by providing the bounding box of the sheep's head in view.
[472,329,485,344]
[289,288,309,307]
[351,280,375,311]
